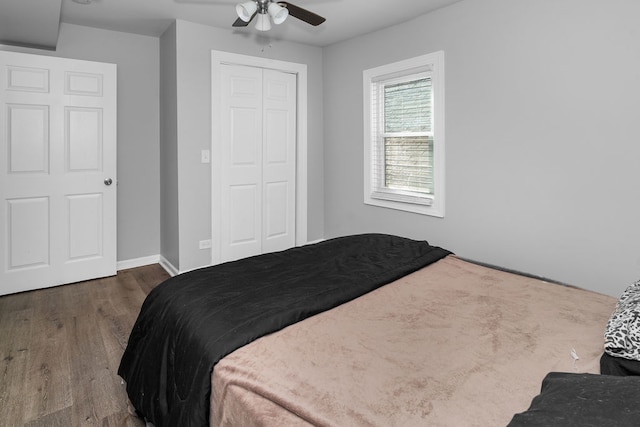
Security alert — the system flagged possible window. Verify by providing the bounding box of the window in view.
[363,51,444,217]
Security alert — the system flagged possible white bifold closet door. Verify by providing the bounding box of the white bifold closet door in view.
[0,51,117,296]
[219,64,297,263]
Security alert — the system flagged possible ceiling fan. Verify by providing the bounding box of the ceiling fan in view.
[233,0,326,32]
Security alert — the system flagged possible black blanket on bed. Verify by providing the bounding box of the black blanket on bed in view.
[508,372,640,426]
[118,233,451,427]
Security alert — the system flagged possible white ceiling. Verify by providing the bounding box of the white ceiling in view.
[0,0,464,49]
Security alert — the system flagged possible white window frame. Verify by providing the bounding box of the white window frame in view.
[363,51,445,217]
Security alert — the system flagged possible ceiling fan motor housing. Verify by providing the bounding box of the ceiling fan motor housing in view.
[257,0,270,14]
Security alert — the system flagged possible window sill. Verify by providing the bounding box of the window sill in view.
[364,195,444,217]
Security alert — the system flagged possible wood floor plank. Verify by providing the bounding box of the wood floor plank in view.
[0,289,31,313]
[22,330,72,422]
[0,264,167,426]
[127,264,170,295]
[22,288,72,423]
[24,406,72,427]
[98,270,148,320]
[95,299,135,373]
[99,408,146,427]
[67,310,131,425]
[0,307,33,425]
[92,274,148,373]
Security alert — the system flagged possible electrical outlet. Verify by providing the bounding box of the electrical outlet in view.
[199,239,212,249]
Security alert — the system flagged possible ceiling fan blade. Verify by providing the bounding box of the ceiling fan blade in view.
[232,11,257,27]
[278,2,326,26]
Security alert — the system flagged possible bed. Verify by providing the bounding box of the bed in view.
[118,234,622,426]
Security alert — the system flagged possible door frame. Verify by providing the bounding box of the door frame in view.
[211,50,308,265]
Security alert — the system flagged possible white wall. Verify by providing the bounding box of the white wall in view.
[0,23,161,264]
[323,0,640,296]
[162,20,324,273]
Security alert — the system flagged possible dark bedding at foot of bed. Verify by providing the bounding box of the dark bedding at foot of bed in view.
[118,233,451,427]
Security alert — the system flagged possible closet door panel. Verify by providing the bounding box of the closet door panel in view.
[219,65,263,261]
[262,69,296,254]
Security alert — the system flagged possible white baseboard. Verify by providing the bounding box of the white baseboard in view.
[158,255,179,277]
[117,254,176,277]
[117,255,161,271]
[305,238,326,245]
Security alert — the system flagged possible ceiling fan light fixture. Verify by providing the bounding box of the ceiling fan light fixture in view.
[230,1,326,31]
[236,1,258,23]
[268,2,289,25]
[255,13,272,31]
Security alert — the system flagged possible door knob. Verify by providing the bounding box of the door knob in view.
[104,178,113,186]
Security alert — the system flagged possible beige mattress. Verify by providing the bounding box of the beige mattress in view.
[210,256,616,427]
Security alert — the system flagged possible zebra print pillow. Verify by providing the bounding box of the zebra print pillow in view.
[604,279,640,361]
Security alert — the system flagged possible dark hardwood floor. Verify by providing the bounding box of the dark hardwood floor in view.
[0,264,170,426]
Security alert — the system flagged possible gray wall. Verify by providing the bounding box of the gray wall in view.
[160,22,180,269]
[161,20,324,272]
[323,0,640,296]
[1,23,161,264]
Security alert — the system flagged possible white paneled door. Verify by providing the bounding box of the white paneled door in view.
[219,64,296,262]
[0,51,117,295]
